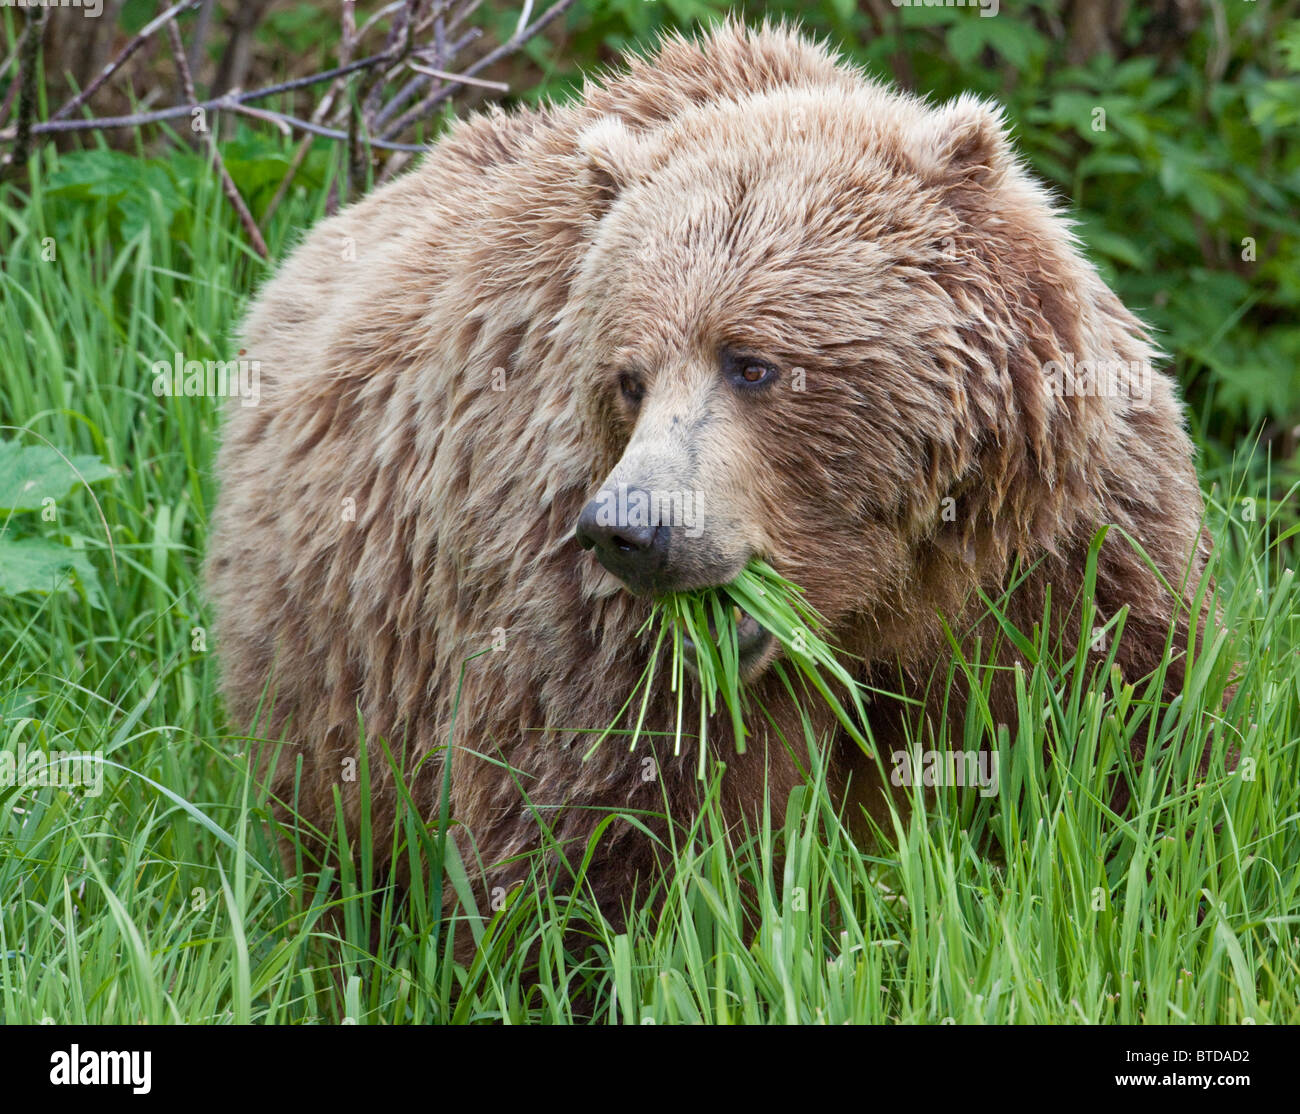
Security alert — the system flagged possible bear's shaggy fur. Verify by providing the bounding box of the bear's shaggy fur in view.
[207,22,1213,925]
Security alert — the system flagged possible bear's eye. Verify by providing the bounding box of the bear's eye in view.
[723,352,778,391]
[618,372,645,404]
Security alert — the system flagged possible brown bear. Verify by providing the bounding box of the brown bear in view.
[206,21,1213,939]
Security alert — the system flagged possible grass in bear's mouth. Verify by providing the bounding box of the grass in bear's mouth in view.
[586,560,871,776]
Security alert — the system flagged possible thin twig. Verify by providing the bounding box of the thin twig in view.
[373,29,481,129]
[218,49,402,104]
[187,0,218,76]
[446,0,484,37]
[381,0,576,141]
[228,102,292,135]
[358,1,410,42]
[260,131,314,231]
[343,0,362,204]
[167,19,269,259]
[259,109,424,150]
[0,4,540,149]
[375,149,415,187]
[513,0,536,39]
[264,0,366,229]
[361,0,410,121]
[1,0,564,183]
[0,92,426,150]
[0,45,422,143]
[373,71,433,129]
[342,0,360,74]
[407,61,507,92]
[52,0,200,122]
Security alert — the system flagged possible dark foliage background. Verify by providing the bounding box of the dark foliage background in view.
[7,0,1299,504]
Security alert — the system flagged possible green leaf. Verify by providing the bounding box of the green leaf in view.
[0,534,104,609]
[44,149,141,202]
[977,19,1044,71]
[1076,152,1144,178]
[1081,226,1148,269]
[0,440,114,513]
[946,20,987,67]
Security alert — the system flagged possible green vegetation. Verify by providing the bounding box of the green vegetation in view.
[0,2,1296,1024]
[597,561,870,777]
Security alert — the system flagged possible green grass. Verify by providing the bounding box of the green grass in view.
[1,142,1297,1024]
[592,560,871,777]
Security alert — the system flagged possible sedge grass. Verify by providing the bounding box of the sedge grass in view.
[586,560,871,776]
[1,138,1296,1024]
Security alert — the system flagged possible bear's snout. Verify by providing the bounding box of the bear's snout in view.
[575,486,671,594]
[573,473,733,596]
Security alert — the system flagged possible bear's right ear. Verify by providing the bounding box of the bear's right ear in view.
[909,94,1013,192]
[579,116,661,203]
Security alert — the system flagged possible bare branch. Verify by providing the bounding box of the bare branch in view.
[447,0,485,37]
[167,19,269,260]
[407,61,507,92]
[228,102,292,136]
[358,1,410,43]
[343,0,363,203]
[373,28,481,129]
[187,0,219,77]
[52,0,200,123]
[381,0,577,141]
[0,88,425,150]
[265,0,368,227]
[0,0,568,187]
[514,0,536,40]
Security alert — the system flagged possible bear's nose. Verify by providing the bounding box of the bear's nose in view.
[574,489,669,593]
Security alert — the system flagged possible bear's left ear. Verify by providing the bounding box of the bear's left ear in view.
[579,116,663,203]
[908,94,1012,191]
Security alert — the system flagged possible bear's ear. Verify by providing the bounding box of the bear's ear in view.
[908,94,1012,190]
[579,116,662,202]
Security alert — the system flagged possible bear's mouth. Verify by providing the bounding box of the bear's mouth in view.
[679,605,776,681]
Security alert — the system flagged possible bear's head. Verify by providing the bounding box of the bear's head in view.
[568,83,1126,677]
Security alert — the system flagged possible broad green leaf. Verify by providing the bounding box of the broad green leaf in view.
[0,440,114,512]
[0,534,105,609]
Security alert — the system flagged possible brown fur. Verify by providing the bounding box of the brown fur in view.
[206,22,1213,937]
